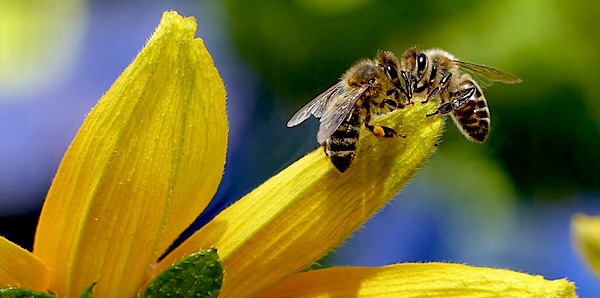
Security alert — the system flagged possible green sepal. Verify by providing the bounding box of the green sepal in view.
[0,287,56,298]
[79,282,95,298]
[141,248,222,298]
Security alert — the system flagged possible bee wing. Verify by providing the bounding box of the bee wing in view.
[316,83,369,144]
[455,60,522,87]
[287,82,345,127]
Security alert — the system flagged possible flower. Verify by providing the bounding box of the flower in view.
[1,11,226,297]
[0,11,575,297]
[572,213,600,278]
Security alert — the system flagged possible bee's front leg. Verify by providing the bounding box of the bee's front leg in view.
[426,72,452,100]
[380,87,413,114]
[426,103,453,117]
[426,86,475,117]
[384,87,412,109]
[400,71,413,104]
[379,95,402,111]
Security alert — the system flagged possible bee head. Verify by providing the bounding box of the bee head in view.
[400,47,428,96]
[377,51,401,84]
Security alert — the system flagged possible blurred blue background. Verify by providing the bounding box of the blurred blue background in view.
[1,0,598,296]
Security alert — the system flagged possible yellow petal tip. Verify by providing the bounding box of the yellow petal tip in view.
[572,213,600,278]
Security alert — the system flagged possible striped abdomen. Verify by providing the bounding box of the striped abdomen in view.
[324,108,361,172]
[450,81,490,143]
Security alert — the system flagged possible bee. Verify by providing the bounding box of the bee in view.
[400,47,521,142]
[287,51,406,173]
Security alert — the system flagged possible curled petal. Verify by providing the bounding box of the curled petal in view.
[157,99,444,296]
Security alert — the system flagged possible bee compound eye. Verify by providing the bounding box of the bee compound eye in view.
[385,61,399,80]
[416,53,427,72]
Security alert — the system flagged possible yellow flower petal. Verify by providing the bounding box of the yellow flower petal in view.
[259,263,576,298]
[155,99,444,297]
[33,11,226,297]
[571,213,600,278]
[0,236,49,291]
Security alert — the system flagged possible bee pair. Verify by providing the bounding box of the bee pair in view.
[287,48,521,173]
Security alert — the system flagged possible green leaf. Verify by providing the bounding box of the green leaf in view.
[0,287,56,298]
[142,248,222,298]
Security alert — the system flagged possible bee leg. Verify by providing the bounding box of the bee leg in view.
[367,124,405,138]
[398,88,412,105]
[450,87,476,109]
[415,83,429,103]
[383,99,399,108]
[387,87,413,108]
[395,89,414,107]
[426,72,452,102]
[379,94,402,110]
[400,71,412,103]
[321,143,329,156]
[426,86,475,117]
[383,89,401,109]
[426,103,453,117]
[364,107,403,138]
[395,84,412,106]
[423,64,439,103]
[428,87,441,99]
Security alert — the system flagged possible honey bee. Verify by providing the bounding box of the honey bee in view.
[400,47,521,142]
[287,51,406,173]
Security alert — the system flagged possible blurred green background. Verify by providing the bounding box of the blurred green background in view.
[1,0,599,295]
[226,0,600,198]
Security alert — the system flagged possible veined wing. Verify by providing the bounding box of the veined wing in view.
[316,83,369,144]
[287,82,345,127]
[455,60,522,87]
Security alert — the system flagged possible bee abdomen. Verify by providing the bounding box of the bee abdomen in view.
[453,97,490,143]
[328,149,356,173]
[328,137,357,152]
[326,114,361,172]
[326,134,359,172]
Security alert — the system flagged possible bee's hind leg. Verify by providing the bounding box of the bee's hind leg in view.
[366,124,405,138]
[365,103,406,138]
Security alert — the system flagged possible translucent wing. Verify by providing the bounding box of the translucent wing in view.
[455,60,522,87]
[316,83,369,144]
[287,82,345,127]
